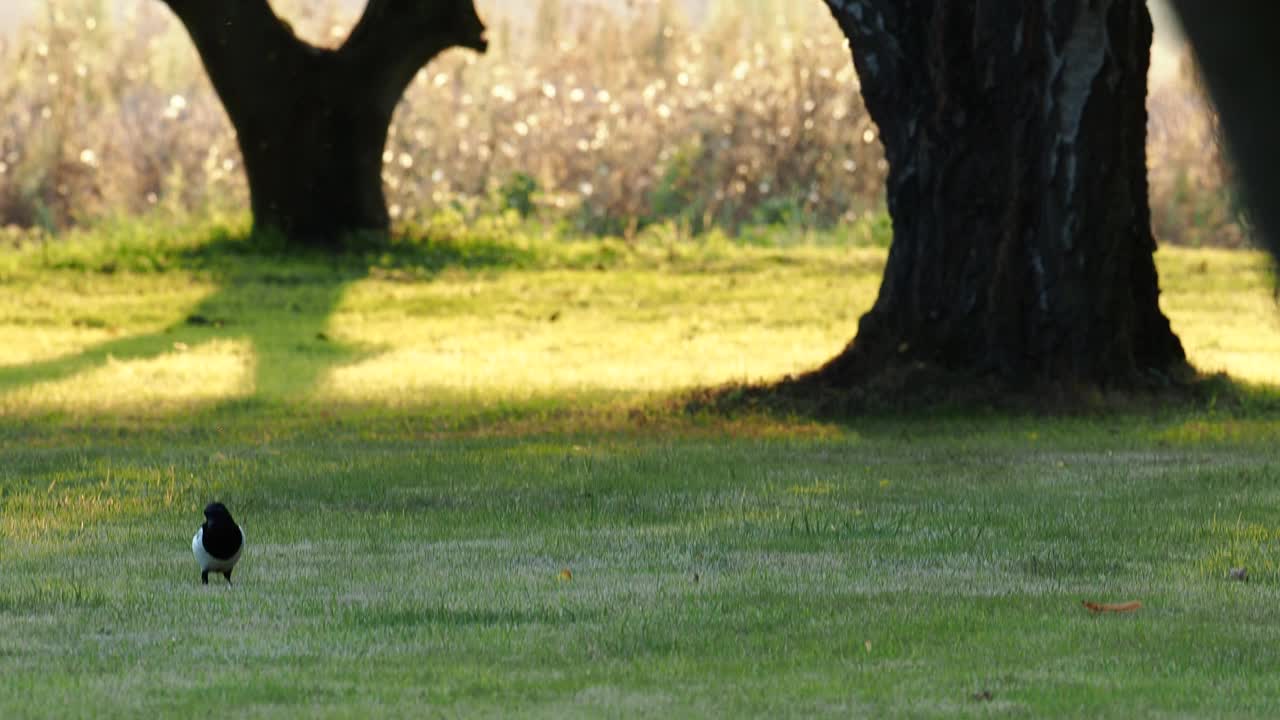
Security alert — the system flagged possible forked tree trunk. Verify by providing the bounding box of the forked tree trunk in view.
[159,0,486,245]
[820,0,1186,387]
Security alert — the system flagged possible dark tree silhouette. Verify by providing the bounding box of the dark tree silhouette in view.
[158,0,487,244]
[818,1,1186,388]
[1170,2,1280,263]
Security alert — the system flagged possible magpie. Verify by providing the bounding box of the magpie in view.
[192,502,244,585]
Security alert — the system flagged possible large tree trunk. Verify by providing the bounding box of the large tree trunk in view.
[819,1,1186,388]
[159,0,486,245]
[1169,3,1280,262]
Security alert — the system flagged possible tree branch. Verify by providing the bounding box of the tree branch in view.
[341,0,488,114]
[156,0,316,118]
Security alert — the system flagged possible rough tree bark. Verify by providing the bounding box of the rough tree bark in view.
[158,0,487,244]
[818,0,1186,388]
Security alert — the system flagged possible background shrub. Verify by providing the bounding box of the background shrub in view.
[0,0,1250,248]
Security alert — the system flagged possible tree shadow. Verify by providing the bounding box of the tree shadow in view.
[0,227,540,417]
[680,362,1280,429]
[0,234,371,411]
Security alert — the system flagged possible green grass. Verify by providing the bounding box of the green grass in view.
[3,219,1280,717]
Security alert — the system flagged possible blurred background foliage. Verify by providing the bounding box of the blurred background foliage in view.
[0,0,1250,248]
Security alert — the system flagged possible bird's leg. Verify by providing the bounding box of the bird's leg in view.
[223,569,233,585]
[201,571,209,585]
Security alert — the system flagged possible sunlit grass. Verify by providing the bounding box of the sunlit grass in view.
[1,337,252,414]
[0,229,891,422]
[0,233,1275,423]
[1158,247,1280,384]
[320,260,875,400]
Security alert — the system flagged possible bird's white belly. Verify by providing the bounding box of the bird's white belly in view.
[192,528,243,572]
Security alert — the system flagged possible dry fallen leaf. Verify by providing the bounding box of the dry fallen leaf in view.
[1082,600,1142,613]
[558,568,573,581]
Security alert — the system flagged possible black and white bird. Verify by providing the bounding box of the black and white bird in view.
[192,502,244,585]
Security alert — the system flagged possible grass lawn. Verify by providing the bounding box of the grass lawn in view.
[3,220,1280,717]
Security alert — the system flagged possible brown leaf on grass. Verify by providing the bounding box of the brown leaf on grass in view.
[1081,600,1142,613]
[558,568,573,581]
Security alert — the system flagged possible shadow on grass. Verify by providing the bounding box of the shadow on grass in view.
[0,227,536,410]
[679,361,1280,426]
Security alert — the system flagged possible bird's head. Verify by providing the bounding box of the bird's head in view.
[203,502,235,523]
